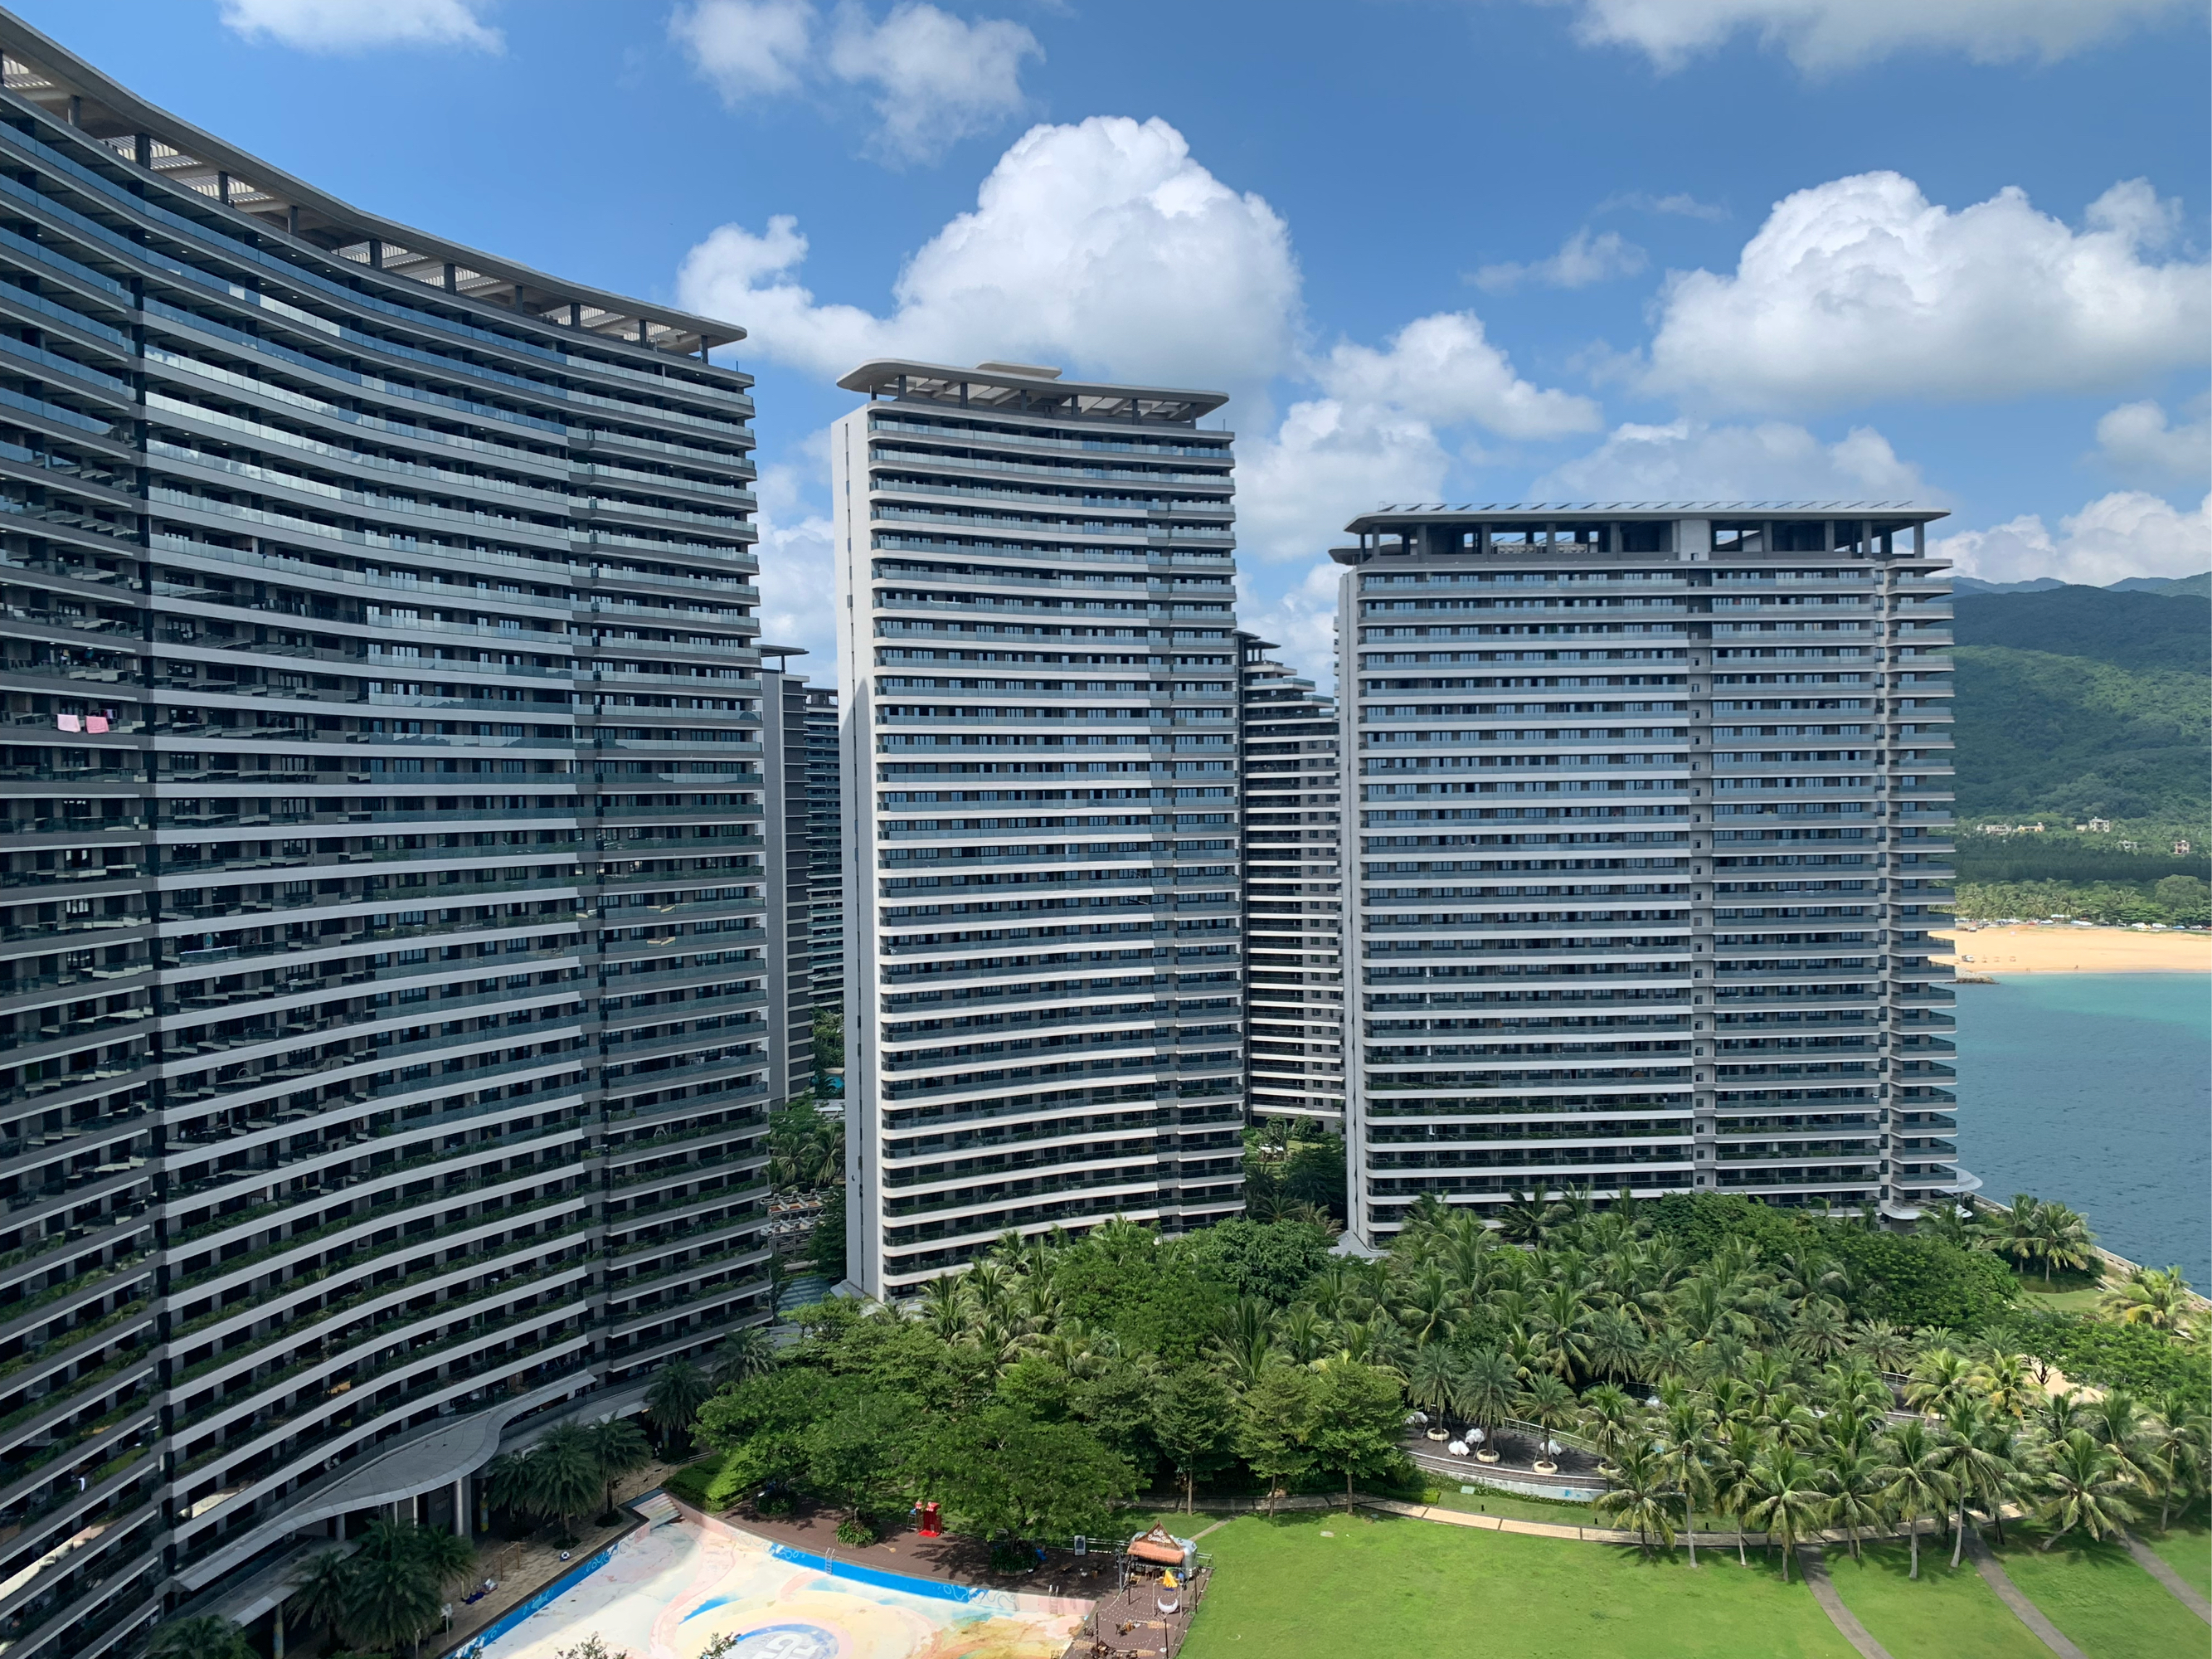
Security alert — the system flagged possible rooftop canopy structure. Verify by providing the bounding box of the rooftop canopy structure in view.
[837,358,1228,426]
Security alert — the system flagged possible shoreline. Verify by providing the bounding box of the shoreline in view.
[1935,923,2212,975]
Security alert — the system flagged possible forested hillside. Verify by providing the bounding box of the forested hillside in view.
[1951,585,2211,823]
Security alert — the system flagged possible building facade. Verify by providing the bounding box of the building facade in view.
[1335,506,1966,1248]
[1237,636,1343,1126]
[833,360,1247,1297]
[0,22,779,1657]
[802,685,844,1019]
[761,651,819,1107]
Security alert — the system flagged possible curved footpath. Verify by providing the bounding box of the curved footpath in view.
[1173,1493,2212,1655]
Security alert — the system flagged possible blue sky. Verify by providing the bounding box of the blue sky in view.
[25,0,2209,682]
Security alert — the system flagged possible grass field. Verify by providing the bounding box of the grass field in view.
[1992,1529,2208,1659]
[1818,1545,2048,1659]
[1178,1510,1855,1659]
[2142,1510,2212,1598]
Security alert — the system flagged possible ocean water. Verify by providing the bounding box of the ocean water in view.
[1950,973,2212,1288]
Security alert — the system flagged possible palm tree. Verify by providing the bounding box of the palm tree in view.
[1406,1342,1456,1429]
[2142,1399,2210,1531]
[1210,1298,1276,1387]
[2103,1266,2196,1332]
[645,1359,715,1457]
[1584,1309,1646,1386]
[1596,1442,1677,1555]
[1904,1348,1976,1417]
[1496,1189,1562,1248]
[1716,1422,1765,1568]
[1826,1447,1886,1564]
[1848,1319,1911,1375]
[1789,1298,1850,1363]
[712,1324,779,1388]
[917,1273,968,1341]
[1578,1383,1640,1466]
[1658,1398,1717,1569]
[1874,1419,1953,1581]
[1915,1202,1981,1249]
[1744,1447,1830,1584]
[1971,1350,2038,1423]
[348,1519,475,1659]
[2037,1429,2141,1548]
[2030,1202,2096,1286]
[519,1423,606,1543]
[289,1546,357,1650]
[149,1616,253,1659]
[1989,1194,2048,1277]
[1933,1400,2019,1565]
[589,1415,654,1521]
[1517,1372,1578,1464]
[1451,1348,1518,1450]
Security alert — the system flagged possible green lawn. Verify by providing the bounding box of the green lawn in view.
[1819,1545,2049,1659]
[1992,1530,2207,1659]
[1178,1511,1855,1659]
[2142,1509,2212,1599]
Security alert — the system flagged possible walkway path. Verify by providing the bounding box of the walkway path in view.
[1962,1530,2088,1659]
[1797,1547,1896,1659]
[2120,1527,2212,1624]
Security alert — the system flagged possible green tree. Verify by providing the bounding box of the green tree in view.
[1310,1362,1407,1511]
[1153,1366,1237,1513]
[1237,1365,1320,1514]
[2037,1428,2141,1548]
[909,1407,1137,1547]
[1874,1419,1954,1582]
[289,1547,357,1650]
[645,1359,716,1457]
[804,1386,908,1537]
[148,1616,253,1659]
[1743,1447,1830,1584]
[589,1415,654,1522]
[1595,1442,1677,1555]
[346,1519,475,1659]
[812,1006,844,1072]
[713,1324,780,1389]
[518,1423,608,1544]
[1658,1397,1718,1570]
[1449,1348,1519,1450]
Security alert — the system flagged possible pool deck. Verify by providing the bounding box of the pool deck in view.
[719,1502,1125,1606]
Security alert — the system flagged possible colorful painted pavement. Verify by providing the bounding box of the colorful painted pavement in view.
[460,1497,1092,1659]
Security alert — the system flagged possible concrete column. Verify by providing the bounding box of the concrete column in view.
[270,1608,285,1659]
[454,1477,469,1537]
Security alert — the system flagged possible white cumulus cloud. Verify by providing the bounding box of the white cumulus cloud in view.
[1237,560,1346,694]
[669,0,817,100]
[670,2,1038,163]
[2093,400,2211,487]
[1934,491,2212,586]
[220,0,503,51]
[1534,0,2192,71]
[1473,228,1648,293]
[677,117,1598,566]
[828,3,1041,164]
[677,115,1301,396]
[1529,419,1934,504]
[1643,173,2210,412]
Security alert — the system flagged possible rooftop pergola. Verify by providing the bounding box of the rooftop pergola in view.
[839,358,1228,426]
[0,17,742,360]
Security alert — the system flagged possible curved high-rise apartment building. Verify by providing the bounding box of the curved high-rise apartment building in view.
[0,22,775,1657]
[834,361,1247,1297]
[1237,639,1343,1126]
[1336,506,1968,1246]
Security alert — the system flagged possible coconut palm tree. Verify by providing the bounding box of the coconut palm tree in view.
[1495,1189,1563,1248]
[1715,1422,1765,1568]
[1788,1297,1851,1363]
[1583,1308,1647,1386]
[513,1423,606,1544]
[1517,1372,1578,1463]
[2142,1398,2210,1531]
[1826,1446,1886,1564]
[1904,1348,1976,1417]
[1935,1400,2022,1564]
[1743,1447,1830,1584]
[1988,1194,2048,1277]
[1914,1202,1981,1250]
[1873,1419,1952,1581]
[2037,1429,2141,1548]
[2103,1266,2196,1332]
[1658,1397,1717,1569]
[1579,1383,1641,1466]
[1275,1301,1330,1366]
[589,1415,654,1521]
[1211,1298,1277,1387]
[149,1617,253,1659]
[1406,1341,1456,1430]
[1596,1442,1676,1555]
[2030,1202,2096,1286]
[1971,1350,2039,1423]
[1450,1348,1518,1450]
[645,1359,715,1457]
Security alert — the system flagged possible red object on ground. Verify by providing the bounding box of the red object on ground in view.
[918,1501,941,1536]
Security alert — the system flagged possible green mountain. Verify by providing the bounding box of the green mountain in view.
[1950,585,2211,822]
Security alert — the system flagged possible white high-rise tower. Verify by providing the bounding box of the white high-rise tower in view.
[833,362,1248,1297]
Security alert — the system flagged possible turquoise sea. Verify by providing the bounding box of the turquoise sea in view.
[1951,973,2212,1287]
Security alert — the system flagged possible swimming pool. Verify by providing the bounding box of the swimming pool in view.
[455,1497,1091,1659]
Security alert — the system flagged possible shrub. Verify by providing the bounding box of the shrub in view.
[835,1516,875,1547]
[1991,1311,2212,1408]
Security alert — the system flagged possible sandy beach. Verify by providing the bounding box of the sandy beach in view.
[1936,923,2212,975]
